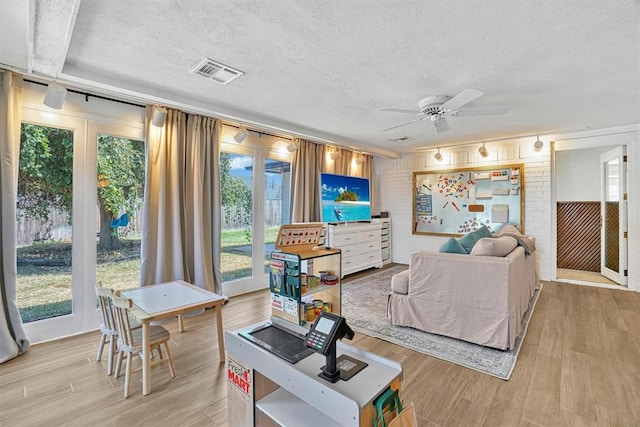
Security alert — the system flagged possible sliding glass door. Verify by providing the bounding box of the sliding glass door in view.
[220,144,291,296]
[17,107,144,342]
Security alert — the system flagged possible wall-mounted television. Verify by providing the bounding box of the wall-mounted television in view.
[320,173,371,223]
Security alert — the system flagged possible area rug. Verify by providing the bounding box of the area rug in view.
[342,265,541,380]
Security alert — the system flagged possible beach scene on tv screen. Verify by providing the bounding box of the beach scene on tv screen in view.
[321,173,371,222]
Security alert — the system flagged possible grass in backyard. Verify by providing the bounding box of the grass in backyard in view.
[17,226,280,322]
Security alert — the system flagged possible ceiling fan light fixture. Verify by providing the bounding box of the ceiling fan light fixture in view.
[434,148,443,161]
[234,126,249,143]
[478,143,489,158]
[355,154,366,165]
[533,137,544,152]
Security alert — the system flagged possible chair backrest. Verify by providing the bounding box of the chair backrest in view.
[96,282,117,332]
[111,291,137,349]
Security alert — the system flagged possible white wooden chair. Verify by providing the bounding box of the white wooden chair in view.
[95,283,118,375]
[111,290,176,398]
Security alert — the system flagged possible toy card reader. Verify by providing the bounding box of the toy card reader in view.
[305,312,368,383]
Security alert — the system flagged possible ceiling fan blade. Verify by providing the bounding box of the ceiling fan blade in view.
[441,88,484,112]
[378,107,421,115]
[453,106,510,116]
[382,117,427,132]
[431,116,450,133]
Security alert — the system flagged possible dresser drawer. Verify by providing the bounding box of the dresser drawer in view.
[359,239,381,253]
[330,233,358,247]
[359,231,380,244]
[340,244,359,259]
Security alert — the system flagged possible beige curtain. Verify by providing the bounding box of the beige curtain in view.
[140,107,222,294]
[290,139,325,222]
[0,71,30,363]
[290,142,376,223]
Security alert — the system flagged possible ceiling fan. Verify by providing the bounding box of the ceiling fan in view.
[380,89,509,133]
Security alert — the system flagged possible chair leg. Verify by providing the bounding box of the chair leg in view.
[107,336,116,375]
[155,345,163,360]
[164,342,176,378]
[114,350,124,378]
[124,351,132,398]
[97,333,106,362]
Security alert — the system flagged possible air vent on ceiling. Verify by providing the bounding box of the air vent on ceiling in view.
[191,58,244,85]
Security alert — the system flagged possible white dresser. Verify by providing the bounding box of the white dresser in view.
[326,222,383,277]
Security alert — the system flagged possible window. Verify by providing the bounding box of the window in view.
[17,123,74,323]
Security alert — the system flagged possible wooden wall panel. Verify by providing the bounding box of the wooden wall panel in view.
[557,202,600,272]
[604,201,619,272]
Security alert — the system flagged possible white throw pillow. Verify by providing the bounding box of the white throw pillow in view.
[470,236,518,257]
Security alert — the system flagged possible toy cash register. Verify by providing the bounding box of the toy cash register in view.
[305,312,367,383]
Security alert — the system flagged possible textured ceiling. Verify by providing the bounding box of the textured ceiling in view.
[1,0,639,156]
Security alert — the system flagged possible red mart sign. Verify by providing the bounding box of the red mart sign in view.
[227,358,252,395]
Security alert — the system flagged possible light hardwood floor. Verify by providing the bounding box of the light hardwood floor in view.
[2,270,640,426]
[557,268,620,287]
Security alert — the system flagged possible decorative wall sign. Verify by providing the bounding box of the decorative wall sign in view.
[413,164,525,236]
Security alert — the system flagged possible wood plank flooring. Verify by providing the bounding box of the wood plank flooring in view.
[2,269,640,426]
[557,268,620,286]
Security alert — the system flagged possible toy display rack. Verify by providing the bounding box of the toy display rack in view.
[275,223,324,251]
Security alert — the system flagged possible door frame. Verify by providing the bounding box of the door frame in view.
[20,108,90,342]
[552,129,638,292]
[19,80,145,343]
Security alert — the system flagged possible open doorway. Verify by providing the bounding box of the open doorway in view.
[555,145,628,287]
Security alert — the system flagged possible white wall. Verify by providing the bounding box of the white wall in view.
[374,129,640,292]
[556,147,609,202]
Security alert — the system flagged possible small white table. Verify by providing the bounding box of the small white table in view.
[122,280,226,395]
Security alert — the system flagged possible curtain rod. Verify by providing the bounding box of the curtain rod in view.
[24,78,146,109]
[26,78,296,142]
[224,122,293,142]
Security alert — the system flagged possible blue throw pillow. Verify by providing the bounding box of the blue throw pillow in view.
[458,232,478,254]
[439,238,467,254]
[473,225,493,240]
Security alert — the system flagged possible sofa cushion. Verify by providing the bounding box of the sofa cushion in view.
[473,225,493,239]
[498,224,521,235]
[391,269,410,294]
[470,236,518,257]
[497,224,536,255]
[439,237,467,254]
[457,232,478,254]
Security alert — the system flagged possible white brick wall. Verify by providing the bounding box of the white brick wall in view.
[373,143,553,281]
[374,133,640,291]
